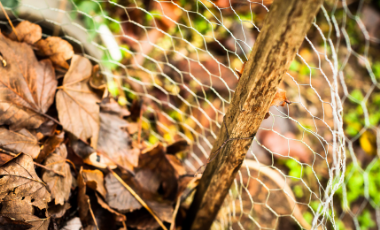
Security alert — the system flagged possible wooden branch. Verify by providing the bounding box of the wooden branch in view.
[183,0,324,229]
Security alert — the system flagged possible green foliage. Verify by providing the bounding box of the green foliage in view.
[0,0,18,8]
[358,210,376,230]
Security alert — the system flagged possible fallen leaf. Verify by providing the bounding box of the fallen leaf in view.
[166,140,189,155]
[137,143,179,199]
[8,21,42,45]
[0,153,51,210]
[97,112,138,170]
[36,120,57,137]
[42,144,72,205]
[0,33,57,130]
[99,97,130,117]
[82,169,107,198]
[359,130,376,155]
[95,193,126,222]
[35,37,74,69]
[56,55,100,149]
[0,128,40,159]
[105,173,142,212]
[270,88,290,107]
[83,152,117,169]
[77,167,91,226]
[48,202,71,218]
[89,65,106,91]
[0,200,49,230]
[0,152,13,166]
[61,217,82,230]
[0,215,32,230]
[36,131,64,163]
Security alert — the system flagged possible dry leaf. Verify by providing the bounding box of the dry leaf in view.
[89,65,106,91]
[35,37,74,69]
[105,173,142,212]
[77,167,91,226]
[166,140,189,155]
[0,33,57,130]
[270,88,289,107]
[95,193,126,222]
[97,112,138,170]
[0,128,40,159]
[0,200,49,230]
[56,55,100,149]
[0,152,13,166]
[48,202,71,218]
[0,153,51,210]
[42,144,72,205]
[82,169,107,198]
[8,21,42,45]
[137,143,179,199]
[99,97,130,117]
[0,215,32,230]
[61,217,82,230]
[36,131,64,163]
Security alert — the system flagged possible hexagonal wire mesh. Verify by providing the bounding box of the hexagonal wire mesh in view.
[1,0,379,229]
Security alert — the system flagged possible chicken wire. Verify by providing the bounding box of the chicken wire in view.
[0,0,378,229]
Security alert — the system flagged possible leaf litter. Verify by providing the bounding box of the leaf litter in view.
[0,20,194,230]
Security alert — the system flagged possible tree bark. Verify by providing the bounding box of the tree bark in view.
[183,0,324,229]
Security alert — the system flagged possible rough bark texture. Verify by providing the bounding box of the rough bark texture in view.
[183,0,324,229]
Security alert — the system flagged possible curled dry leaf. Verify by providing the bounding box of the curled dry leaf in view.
[82,169,107,198]
[36,131,64,163]
[77,167,91,227]
[97,112,138,171]
[166,140,189,155]
[0,128,40,159]
[89,65,107,91]
[0,33,57,130]
[48,202,71,218]
[0,153,51,210]
[270,88,289,107]
[35,37,74,69]
[42,144,72,205]
[0,152,13,166]
[56,55,100,149]
[8,21,42,45]
[99,97,130,117]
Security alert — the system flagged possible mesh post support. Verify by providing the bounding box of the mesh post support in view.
[184,0,324,229]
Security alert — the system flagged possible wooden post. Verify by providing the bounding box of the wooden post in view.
[183,0,324,229]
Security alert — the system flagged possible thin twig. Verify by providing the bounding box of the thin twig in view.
[137,101,144,148]
[170,196,181,230]
[108,167,168,230]
[87,198,99,230]
[0,2,19,41]
[34,162,65,177]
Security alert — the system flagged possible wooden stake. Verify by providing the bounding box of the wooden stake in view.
[183,0,324,229]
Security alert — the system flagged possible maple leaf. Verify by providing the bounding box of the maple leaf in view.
[0,127,40,159]
[56,55,100,149]
[35,37,74,69]
[8,21,42,45]
[0,33,57,130]
[42,144,72,205]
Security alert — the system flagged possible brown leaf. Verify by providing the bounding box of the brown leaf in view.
[99,97,130,117]
[56,55,100,149]
[0,200,49,230]
[97,112,138,170]
[105,173,142,212]
[270,88,290,107]
[0,215,32,230]
[82,169,107,198]
[0,152,13,166]
[166,140,189,155]
[8,21,42,45]
[0,33,57,130]
[77,167,90,226]
[95,193,126,222]
[35,37,74,69]
[0,153,51,210]
[137,143,179,199]
[0,128,40,158]
[89,65,106,91]
[42,144,72,205]
[48,202,71,218]
[36,131,64,163]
